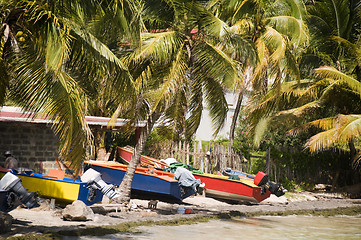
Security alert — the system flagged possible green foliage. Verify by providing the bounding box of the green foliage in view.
[280,177,297,191]
[249,153,266,174]
[233,110,358,187]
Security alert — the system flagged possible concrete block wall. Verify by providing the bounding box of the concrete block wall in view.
[0,121,59,174]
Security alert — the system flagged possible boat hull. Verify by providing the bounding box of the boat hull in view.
[0,171,103,206]
[84,161,194,201]
[193,173,270,203]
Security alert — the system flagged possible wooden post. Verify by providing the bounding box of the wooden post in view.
[186,142,190,165]
[177,141,181,162]
[174,143,177,159]
[197,141,202,170]
[193,141,197,168]
[209,142,213,173]
[213,143,219,172]
[182,141,186,164]
[221,144,226,171]
[266,147,271,175]
[204,143,209,173]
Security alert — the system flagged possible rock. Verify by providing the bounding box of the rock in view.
[62,200,95,221]
[0,211,13,233]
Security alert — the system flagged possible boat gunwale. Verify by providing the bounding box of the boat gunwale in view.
[84,161,177,183]
[193,173,259,188]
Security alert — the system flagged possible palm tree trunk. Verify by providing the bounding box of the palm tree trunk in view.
[115,110,160,204]
[229,67,252,145]
[349,139,356,159]
[229,89,244,145]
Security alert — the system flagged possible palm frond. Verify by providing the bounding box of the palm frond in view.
[315,66,361,94]
[262,26,287,63]
[282,0,307,21]
[151,45,188,111]
[253,117,270,147]
[45,24,71,73]
[338,115,361,142]
[202,76,229,136]
[137,31,183,63]
[277,101,320,117]
[268,15,308,47]
[193,40,238,89]
[306,128,338,152]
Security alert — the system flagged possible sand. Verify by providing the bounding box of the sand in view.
[2,191,361,239]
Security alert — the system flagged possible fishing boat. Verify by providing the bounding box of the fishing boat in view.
[117,146,168,169]
[117,147,284,203]
[84,160,196,201]
[191,172,270,203]
[0,168,117,206]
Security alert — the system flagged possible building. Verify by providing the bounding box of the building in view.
[195,92,238,141]
[0,106,143,173]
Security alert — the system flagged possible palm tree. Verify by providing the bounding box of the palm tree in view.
[246,0,361,144]
[244,3,361,179]
[294,67,361,164]
[305,0,361,74]
[113,0,239,203]
[210,0,309,144]
[0,0,133,173]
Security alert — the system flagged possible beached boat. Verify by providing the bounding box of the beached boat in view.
[84,160,196,201]
[0,168,107,206]
[117,147,284,203]
[117,146,168,169]
[191,172,270,203]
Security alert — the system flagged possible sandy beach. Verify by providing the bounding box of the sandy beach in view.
[1,191,361,239]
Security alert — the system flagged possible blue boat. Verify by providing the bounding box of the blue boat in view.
[84,160,196,201]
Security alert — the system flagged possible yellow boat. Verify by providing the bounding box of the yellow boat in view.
[0,168,103,205]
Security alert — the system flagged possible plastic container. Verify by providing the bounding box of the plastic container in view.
[177,206,193,214]
[184,207,193,214]
[177,207,185,214]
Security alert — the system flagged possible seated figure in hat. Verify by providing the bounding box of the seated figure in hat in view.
[4,151,18,169]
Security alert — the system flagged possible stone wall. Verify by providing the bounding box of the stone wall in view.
[0,121,59,174]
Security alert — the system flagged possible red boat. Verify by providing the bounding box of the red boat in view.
[117,146,168,169]
[192,172,270,203]
[117,147,284,203]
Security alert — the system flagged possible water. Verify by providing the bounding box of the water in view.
[64,215,361,240]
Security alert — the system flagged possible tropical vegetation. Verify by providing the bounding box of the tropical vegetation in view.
[1,0,361,201]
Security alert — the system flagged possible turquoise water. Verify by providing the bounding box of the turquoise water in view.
[65,215,361,240]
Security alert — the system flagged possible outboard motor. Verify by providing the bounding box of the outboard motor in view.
[254,172,285,197]
[0,172,39,211]
[80,168,120,200]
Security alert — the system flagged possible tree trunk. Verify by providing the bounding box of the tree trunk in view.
[349,138,356,160]
[92,126,107,161]
[115,110,160,204]
[229,90,244,145]
[229,66,252,145]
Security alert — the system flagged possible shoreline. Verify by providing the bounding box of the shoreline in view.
[2,191,361,239]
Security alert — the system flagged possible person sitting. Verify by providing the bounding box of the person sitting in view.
[4,151,18,169]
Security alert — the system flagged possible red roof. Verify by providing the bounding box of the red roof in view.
[0,106,145,127]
